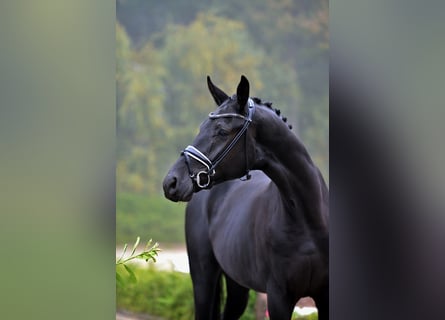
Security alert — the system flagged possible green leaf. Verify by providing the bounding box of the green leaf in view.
[116,272,124,287]
[144,239,153,251]
[116,243,128,264]
[124,264,137,283]
[130,236,140,257]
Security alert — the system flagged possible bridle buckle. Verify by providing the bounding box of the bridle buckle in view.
[195,170,212,188]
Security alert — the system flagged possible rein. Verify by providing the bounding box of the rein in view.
[182,98,255,189]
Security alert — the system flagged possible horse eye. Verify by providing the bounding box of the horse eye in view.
[217,129,229,137]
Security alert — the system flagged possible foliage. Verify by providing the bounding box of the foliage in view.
[117,266,194,319]
[116,22,171,195]
[294,313,318,320]
[117,267,258,320]
[116,193,186,246]
[117,267,317,320]
[116,1,328,195]
[116,237,160,287]
[156,13,301,153]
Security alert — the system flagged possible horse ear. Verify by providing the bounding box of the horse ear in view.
[236,75,250,114]
[207,76,229,106]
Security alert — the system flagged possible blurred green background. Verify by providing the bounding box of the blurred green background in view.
[0,1,115,320]
[116,0,329,250]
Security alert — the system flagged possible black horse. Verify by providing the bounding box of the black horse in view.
[163,76,329,320]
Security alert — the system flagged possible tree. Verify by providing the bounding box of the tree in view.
[116,3,328,195]
[157,13,301,155]
[116,22,171,194]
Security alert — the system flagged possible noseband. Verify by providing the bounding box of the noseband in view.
[182,98,256,189]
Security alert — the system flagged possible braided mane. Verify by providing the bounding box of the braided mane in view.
[252,97,293,130]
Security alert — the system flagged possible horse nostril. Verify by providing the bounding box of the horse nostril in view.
[169,176,177,191]
[164,175,177,195]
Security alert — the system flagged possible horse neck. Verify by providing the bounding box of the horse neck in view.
[254,110,328,232]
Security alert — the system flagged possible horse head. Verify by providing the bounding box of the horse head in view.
[163,75,259,202]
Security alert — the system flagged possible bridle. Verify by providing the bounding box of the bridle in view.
[181,98,256,189]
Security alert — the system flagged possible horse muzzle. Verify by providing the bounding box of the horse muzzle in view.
[162,170,194,202]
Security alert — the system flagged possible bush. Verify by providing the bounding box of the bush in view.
[117,267,259,320]
[117,266,194,320]
[117,266,318,320]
